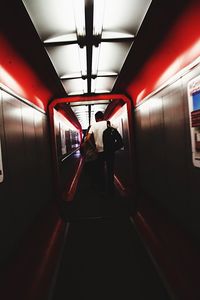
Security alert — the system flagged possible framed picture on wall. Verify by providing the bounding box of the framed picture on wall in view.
[187,74,200,168]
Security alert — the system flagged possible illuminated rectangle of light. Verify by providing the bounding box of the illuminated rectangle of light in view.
[83,79,88,94]
[68,91,84,96]
[71,105,89,129]
[102,31,134,40]
[22,0,76,41]
[95,76,117,92]
[79,47,87,77]
[92,45,101,75]
[61,78,85,94]
[93,0,105,36]
[44,33,77,44]
[102,0,152,36]
[71,100,110,106]
[60,73,82,80]
[73,0,86,37]
[97,71,118,77]
[98,41,132,73]
[91,79,96,93]
[45,44,82,77]
[95,89,111,93]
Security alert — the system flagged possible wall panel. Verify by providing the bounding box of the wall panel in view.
[0,90,53,263]
[110,104,134,197]
[148,96,166,200]
[134,63,200,237]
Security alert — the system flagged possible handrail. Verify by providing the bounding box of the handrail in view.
[60,146,80,162]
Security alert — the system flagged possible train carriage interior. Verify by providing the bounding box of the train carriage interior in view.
[1,0,200,299]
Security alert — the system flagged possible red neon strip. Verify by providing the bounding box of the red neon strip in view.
[64,157,84,202]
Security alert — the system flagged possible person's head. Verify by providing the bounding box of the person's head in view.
[95,111,104,122]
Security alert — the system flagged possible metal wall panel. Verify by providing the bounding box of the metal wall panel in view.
[0,90,53,263]
[112,104,134,197]
[134,64,200,237]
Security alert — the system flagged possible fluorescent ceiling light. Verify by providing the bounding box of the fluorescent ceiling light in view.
[23,0,152,98]
[102,31,134,39]
[44,33,77,44]
[91,79,96,93]
[71,105,89,129]
[98,41,132,73]
[95,89,111,93]
[22,0,77,41]
[68,91,84,96]
[95,76,117,91]
[61,78,85,94]
[92,45,101,76]
[71,105,89,113]
[93,0,105,36]
[97,71,118,77]
[83,79,88,94]
[45,44,83,77]
[79,46,87,76]
[72,102,109,130]
[102,0,152,36]
[73,0,86,37]
[60,73,82,80]
[71,100,110,106]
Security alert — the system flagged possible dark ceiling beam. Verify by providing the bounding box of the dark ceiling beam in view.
[101,37,134,43]
[85,1,93,94]
[92,34,134,45]
[91,74,117,79]
[60,74,117,81]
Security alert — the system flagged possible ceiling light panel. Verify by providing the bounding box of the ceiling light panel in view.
[45,44,84,78]
[93,0,105,36]
[97,41,133,73]
[44,34,77,44]
[71,106,89,129]
[61,78,86,95]
[102,0,152,35]
[102,32,134,40]
[73,0,86,37]
[22,0,77,42]
[70,100,110,106]
[95,77,117,92]
[71,103,109,130]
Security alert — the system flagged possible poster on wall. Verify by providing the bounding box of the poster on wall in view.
[187,74,200,168]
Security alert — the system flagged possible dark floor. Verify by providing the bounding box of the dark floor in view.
[51,164,172,300]
[60,162,133,220]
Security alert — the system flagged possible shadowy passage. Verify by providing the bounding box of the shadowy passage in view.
[51,165,172,300]
[60,162,133,220]
[51,218,171,300]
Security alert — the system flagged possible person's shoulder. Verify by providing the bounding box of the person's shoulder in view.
[100,120,107,126]
[88,124,95,132]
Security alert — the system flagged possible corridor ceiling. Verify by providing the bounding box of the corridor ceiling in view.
[22,0,152,97]
[3,0,194,129]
